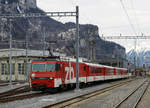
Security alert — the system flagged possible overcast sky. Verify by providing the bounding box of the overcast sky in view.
[37,0,150,52]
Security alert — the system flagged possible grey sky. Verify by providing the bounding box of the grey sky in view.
[37,0,150,52]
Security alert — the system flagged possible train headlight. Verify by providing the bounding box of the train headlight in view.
[31,74,35,77]
[49,77,53,80]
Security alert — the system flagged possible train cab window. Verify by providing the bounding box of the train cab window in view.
[46,64,60,71]
[47,64,55,71]
[32,64,46,71]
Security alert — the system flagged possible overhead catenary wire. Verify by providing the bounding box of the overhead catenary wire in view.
[130,0,142,35]
[130,0,140,60]
[130,0,147,54]
[120,0,137,36]
[120,0,139,69]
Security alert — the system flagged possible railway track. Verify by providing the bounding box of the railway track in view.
[0,82,18,87]
[0,79,134,104]
[0,82,26,87]
[43,78,136,108]
[114,79,149,108]
[0,84,51,103]
[0,92,49,103]
[0,85,31,100]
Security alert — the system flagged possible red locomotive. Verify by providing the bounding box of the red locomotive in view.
[30,57,129,91]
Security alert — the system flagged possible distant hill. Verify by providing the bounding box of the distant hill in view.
[0,0,125,62]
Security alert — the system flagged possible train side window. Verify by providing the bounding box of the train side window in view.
[106,69,110,74]
[91,67,96,74]
[56,64,60,71]
[98,68,102,74]
[84,66,86,72]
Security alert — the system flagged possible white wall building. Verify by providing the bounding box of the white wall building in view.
[0,49,65,81]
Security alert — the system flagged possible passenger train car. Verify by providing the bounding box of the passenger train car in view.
[30,57,129,91]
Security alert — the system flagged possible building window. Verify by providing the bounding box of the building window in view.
[18,63,25,75]
[7,63,15,75]
[12,63,15,75]
[1,63,7,75]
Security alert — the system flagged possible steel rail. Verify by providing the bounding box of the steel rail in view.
[43,79,136,108]
[113,79,148,108]
[0,82,18,87]
[132,81,149,108]
[0,85,30,98]
[0,92,49,103]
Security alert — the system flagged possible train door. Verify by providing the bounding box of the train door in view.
[104,67,106,80]
[61,63,65,85]
[83,65,88,83]
[113,68,116,79]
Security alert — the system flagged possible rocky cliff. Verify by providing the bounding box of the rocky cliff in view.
[0,0,125,63]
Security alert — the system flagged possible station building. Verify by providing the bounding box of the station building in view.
[0,49,64,81]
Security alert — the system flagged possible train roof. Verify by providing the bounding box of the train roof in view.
[84,62,127,70]
[32,56,86,62]
[32,56,127,70]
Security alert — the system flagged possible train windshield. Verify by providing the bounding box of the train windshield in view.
[47,64,56,71]
[32,63,60,71]
[32,64,46,71]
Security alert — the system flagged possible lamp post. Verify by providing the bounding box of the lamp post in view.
[42,27,46,56]
[25,30,29,82]
[9,19,12,88]
[75,6,80,90]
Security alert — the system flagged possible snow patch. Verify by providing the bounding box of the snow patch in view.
[40,98,56,102]
[17,3,22,13]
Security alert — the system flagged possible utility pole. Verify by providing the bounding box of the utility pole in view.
[76,6,80,90]
[25,30,29,82]
[88,28,96,62]
[43,27,46,56]
[134,39,137,73]
[9,19,12,88]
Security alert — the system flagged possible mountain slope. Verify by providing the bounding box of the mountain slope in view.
[0,0,125,62]
[127,48,150,67]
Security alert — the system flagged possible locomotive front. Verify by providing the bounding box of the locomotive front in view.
[30,60,60,91]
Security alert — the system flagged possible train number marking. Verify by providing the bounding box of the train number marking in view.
[65,67,74,81]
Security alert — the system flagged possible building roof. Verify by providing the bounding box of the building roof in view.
[0,49,66,58]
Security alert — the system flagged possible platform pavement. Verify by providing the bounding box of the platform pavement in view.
[22,82,113,108]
